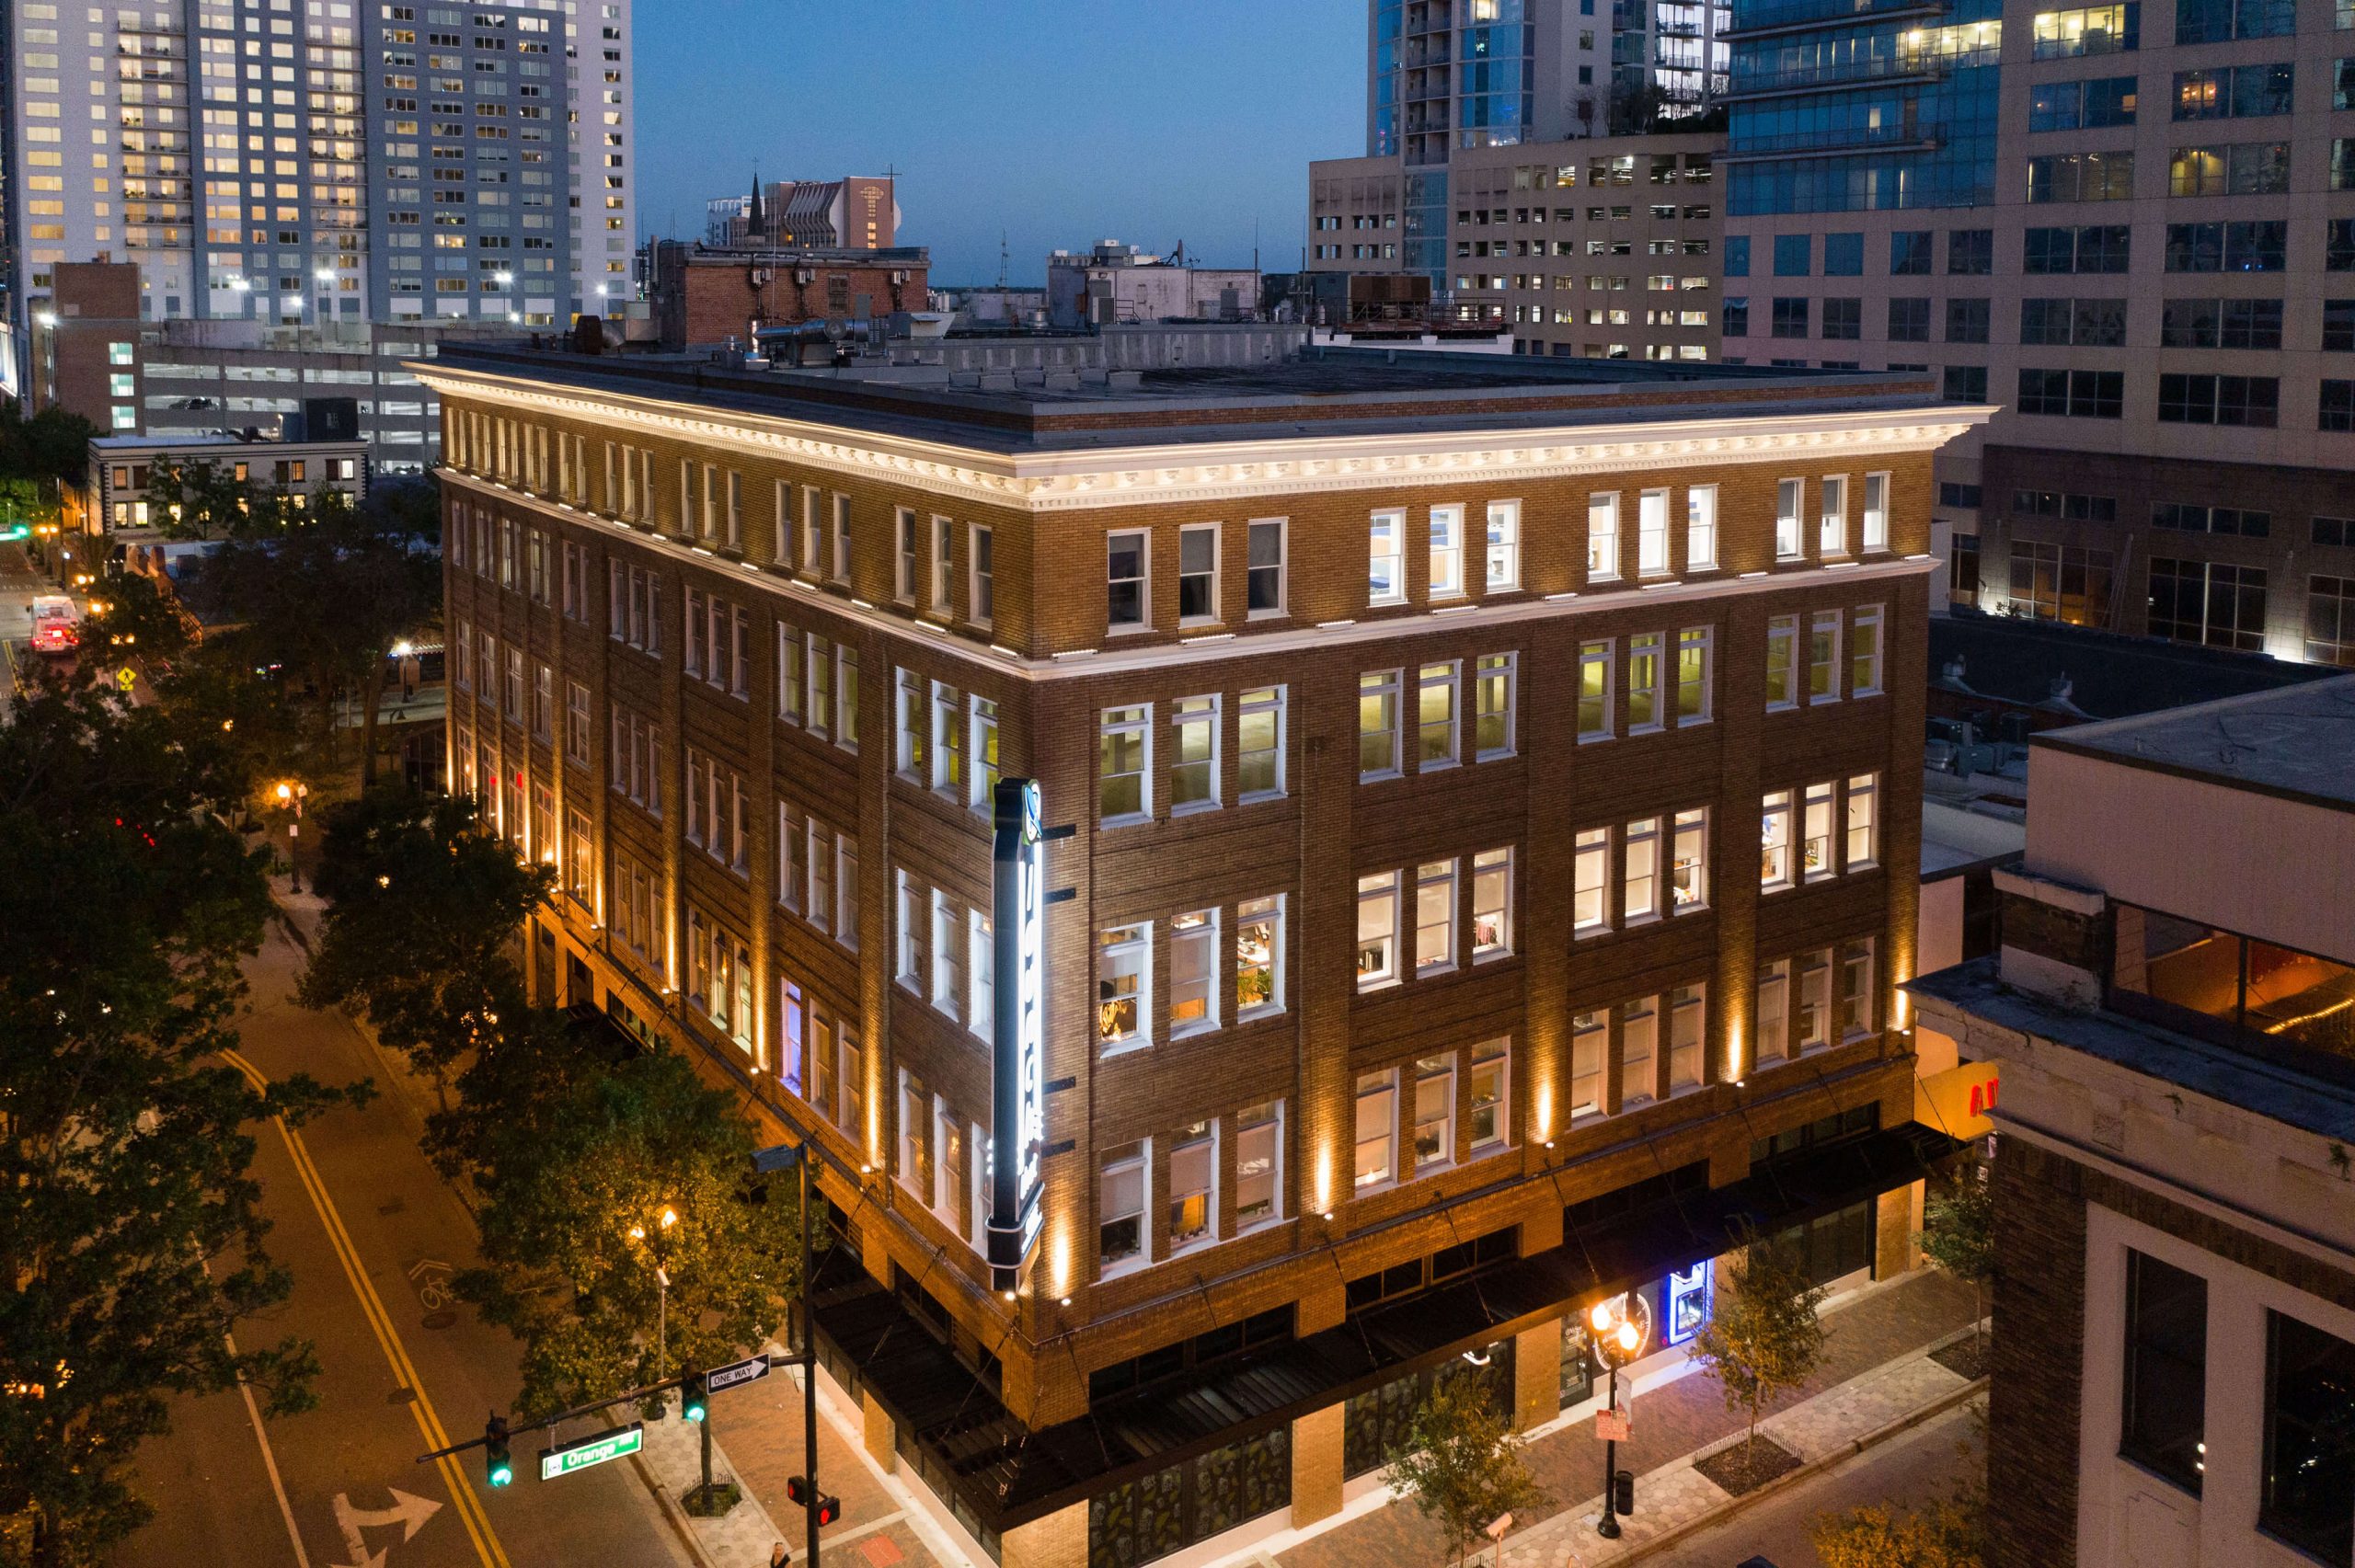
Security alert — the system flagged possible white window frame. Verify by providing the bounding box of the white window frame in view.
[1412,1054,1457,1173]
[969,909,995,1044]
[1098,704,1152,826]
[1677,626,1714,725]
[893,870,922,990]
[1686,485,1719,571]
[1624,816,1662,923]
[1417,660,1461,770]
[1820,474,1849,556]
[1359,670,1402,782]
[800,485,821,571]
[930,888,961,1015]
[931,680,964,798]
[1756,960,1792,1068]
[1169,908,1219,1037]
[1851,605,1885,697]
[1246,517,1287,618]
[1863,471,1890,553]
[969,694,1000,814]
[1237,686,1287,801]
[1098,1140,1150,1276]
[805,633,832,739]
[837,834,861,950]
[1627,632,1665,734]
[1762,790,1795,890]
[1237,894,1284,1019]
[968,521,994,629]
[1638,487,1670,577]
[1810,610,1843,703]
[831,492,851,584]
[1097,922,1152,1054]
[1167,1122,1218,1254]
[1765,613,1799,712]
[1178,521,1221,626]
[1620,996,1659,1107]
[1570,1011,1607,1120]
[930,514,954,615]
[1369,508,1407,606]
[1429,503,1465,600]
[1169,694,1221,815]
[1472,847,1513,959]
[1353,1070,1398,1192]
[1671,807,1710,912]
[1798,947,1832,1053]
[1415,858,1458,975]
[894,667,926,781]
[1578,639,1614,743]
[1574,827,1611,935]
[1775,477,1805,559]
[1803,780,1836,882]
[1235,1100,1283,1230]
[893,506,918,602]
[1356,872,1401,991]
[1668,983,1706,1093]
[1845,773,1880,870]
[1587,492,1621,580]
[1474,652,1516,760]
[1839,938,1877,1039]
[1107,528,1150,632]
[1468,1041,1510,1154]
[1486,499,1521,591]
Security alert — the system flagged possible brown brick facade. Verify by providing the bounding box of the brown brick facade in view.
[429,352,1962,1491]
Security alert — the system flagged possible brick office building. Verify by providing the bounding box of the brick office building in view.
[642,239,930,352]
[1913,682,2355,1568]
[422,340,1982,1567]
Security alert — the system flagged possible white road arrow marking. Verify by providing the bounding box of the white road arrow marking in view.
[331,1487,442,1566]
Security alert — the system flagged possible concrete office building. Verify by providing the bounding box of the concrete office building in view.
[0,0,634,395]
[705,175,902,251]
[424,335,1984,1568]
[1913,681,2355,1568]
[1313,132,1723,360]
[1719,0,2355,656]
[1044,241,1261,328]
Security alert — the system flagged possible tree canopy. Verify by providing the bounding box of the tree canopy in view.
[1684,1228,1830,1461]
[1920,1161,1996,1353]
[0,675,351,1564]
[1386,1370,1550,1568]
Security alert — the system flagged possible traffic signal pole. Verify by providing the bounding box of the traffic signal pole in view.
[801,1149,820,1568]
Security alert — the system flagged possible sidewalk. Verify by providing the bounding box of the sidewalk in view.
[1275,1267,1982,1568]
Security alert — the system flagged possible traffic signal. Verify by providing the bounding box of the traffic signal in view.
[786,1475,841,1526]
[484,1414,513,1488]
[681,1369,708,1423]
[1612,1468,1635,1516]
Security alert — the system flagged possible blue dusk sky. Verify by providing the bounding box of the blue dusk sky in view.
[634,0,1365,285]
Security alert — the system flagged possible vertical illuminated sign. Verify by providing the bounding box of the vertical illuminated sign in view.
[987,777,1046,1291]
[1665,1260,1713,1346]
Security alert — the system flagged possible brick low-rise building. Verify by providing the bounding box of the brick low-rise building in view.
[1913,682,2355,1568]
[424,340,1983,1567]
[643,240,931,351]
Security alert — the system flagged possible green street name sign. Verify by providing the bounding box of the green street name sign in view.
[537,1421,644,1482]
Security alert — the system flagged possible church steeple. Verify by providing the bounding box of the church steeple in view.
[746,166,764,238]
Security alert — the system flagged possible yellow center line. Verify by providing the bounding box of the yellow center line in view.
[223,1049,511,1568]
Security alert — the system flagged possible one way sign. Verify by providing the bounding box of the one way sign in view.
[706,1354,774,1394]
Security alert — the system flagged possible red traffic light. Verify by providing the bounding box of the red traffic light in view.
[785,1475,841,1526]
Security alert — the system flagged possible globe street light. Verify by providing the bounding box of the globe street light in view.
[273,780,308,893]
[1590,1299,1646,1539]
[627,1205,681,1408]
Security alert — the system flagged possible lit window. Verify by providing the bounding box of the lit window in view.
[1107,529,1149,630]
[1574,827,1611,933]
[1803,781,1836,881]
[1418,660,1461,768]
[1353,1070,1397,1190]
[1578,639,1614,741]
[1677,627,1713,722]
[1638,488,1670,575]
[1168,1122,1215,1252]
[1809,611,1843,701]
[1475,653,1516,758]
[1620,997,1659,1106]
[931,681,963,797]
[1236,895,1284,1017]
[1587,492,1621,579]
[1235,1101,1283,1227]
[1775,478,1805,558]
[1627,633,1664,733]
[1098,704,1151,824]
[1356,872,1400,990]
[1846,773,1880,868]
[1686,486,1718,570]
[1570,1011,1606,1119]
[1671,808,1709,910]
[1416,859,1458,974]
[1099,1141,1148,1272]
[1178,522,1219,624]
[1097,923,1151,1050]
[1820,475,1849,555]
[1429,503,1465,599]
[1170,909,1219,1036]
[1413,1055,1456,1172]
[1762,790,1795,889]
[1238,686,1286,799]
[1851,606,1885,696]
[1624,817,1661,921]
[1170,695,1220,812]
[1369,508,1406,605]
[1486,500,1521,589]
[1468,1041,1510,1151]
[1766,614,1799,710]
[1359,670,1401,780]
[1472,848,1513,958]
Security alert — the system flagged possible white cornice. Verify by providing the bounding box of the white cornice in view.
[446,469,1938,685]
[416,363,1992,516]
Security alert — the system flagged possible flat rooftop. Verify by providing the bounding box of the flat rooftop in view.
[428,339,1954,456]
[2033,673,2355,810]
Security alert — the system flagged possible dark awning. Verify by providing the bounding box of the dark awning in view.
[811,1120,1959,1532]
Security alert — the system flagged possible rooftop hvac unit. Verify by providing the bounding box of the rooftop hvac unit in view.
[750,268,771,285]
[890,270,909,284]
[795,269,816,284]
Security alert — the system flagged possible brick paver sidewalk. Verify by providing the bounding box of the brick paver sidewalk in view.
[1276,1267,1980,1568]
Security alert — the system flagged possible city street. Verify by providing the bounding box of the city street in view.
[108,910,694,1568]
[1646,1397,1986,1568]
[0,542,53,715]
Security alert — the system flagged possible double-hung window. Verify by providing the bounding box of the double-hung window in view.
[1369,509,1407,605]
[1573,827,1611,933]
[1098,706,1152,825]
[1170,910,1218,1036]
[1413,1055,1455,1171]
[1416,859,1457,974]
[1486,500,1521,589]
[1468,1042,1509,1152]
[1638,488,1670,576]
[894,508,918,602]
[1809,611,1843,701]
[1851,606,1885,696]
[931,681,964,797]
[1168,1123,1215,1253]
[1238,686,1286,799]
[1766,614,1799,710]
[969,523,994,627]
[1570,1011,1606,1118]
[1668,984,1706,1093]
[1235,1101,1283,1227]
[894,668,926,780]
[1803,782,1836,880]
[930,515,953,615]
[1756,961,1791,1067]
[1775,478,1805,559]
[1236,897,1284,1017]
[892,871,923,988]
[1762,790,1795,888]
[1356,872,1401,990]
[1578,640,1614,741]
[1862,472,1890,552]
[1429,504,1465,599]
[1099,1142,1148,1273]
[1472,848,1513,958]
[1686,485,1718,570]
[1354,1070,1397,1190]
[1627,633,1665,733]
[1107,530,1149,630]
[831,494,851,584]
[1418,661,1461,767]
[969,910,995,1044]
[1671,808,1709,910]
[969,695,1000,811]
[1359,670,1402,780]
[1677,627,1712,722]
[1246,519,1286,615]
[1820,475,1849,555]
[805,634,833,740]
[1097,923,1151,1051]
[1178,522,1219,624]
[930,890,961,1014]
[1798,949,1832,1050]
[1846,773,1880,868]
[1838,938,1877,1037]
[1170,695,1220,812]
[1624,817,1662,921]
[1587,492,1621,579]
[1620,997,1659,1106]
[1475,653,1516,758]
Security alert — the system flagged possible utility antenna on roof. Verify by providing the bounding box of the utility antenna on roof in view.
[997,230,1009,290]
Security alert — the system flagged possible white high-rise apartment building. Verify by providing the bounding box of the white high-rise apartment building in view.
[1,0,633,401]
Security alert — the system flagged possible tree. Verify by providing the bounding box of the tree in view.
[82,571,191,669]
[1919,1160,1996,1357]
[0,675,353,1564]
[1684,1228,1829,1465]
[0,401,98,488]
[443,1031,810,1418]
[1811,1499,1983,1568]
[1386,1371,1552,1568]
[297,784,552,1093]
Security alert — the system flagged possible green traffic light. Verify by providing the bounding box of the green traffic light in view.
[488,1459,513,1488]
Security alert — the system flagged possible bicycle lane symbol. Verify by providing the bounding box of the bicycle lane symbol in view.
[406,1258,459,1329]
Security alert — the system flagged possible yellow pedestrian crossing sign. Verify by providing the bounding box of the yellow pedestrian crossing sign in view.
[116,667,136,692]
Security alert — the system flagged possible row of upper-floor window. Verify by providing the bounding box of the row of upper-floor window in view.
[1733,220,2355,284]
[2028,0,2355,59]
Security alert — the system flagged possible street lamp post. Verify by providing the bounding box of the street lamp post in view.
[1590,1300,1644,1539]
[273,781,308,893]
[628,1206,680,1410]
